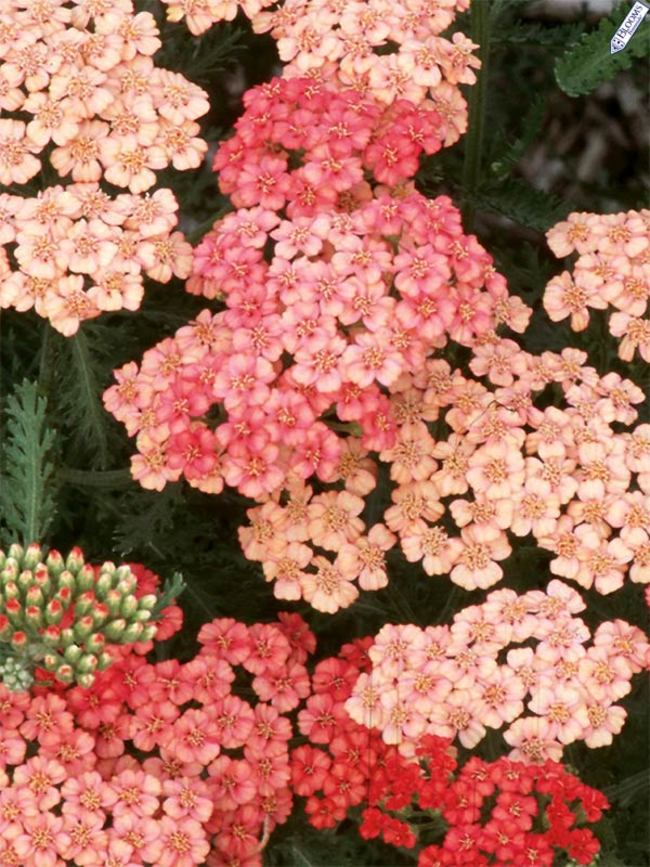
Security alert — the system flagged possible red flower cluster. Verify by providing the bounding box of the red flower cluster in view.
[362,737,608,866]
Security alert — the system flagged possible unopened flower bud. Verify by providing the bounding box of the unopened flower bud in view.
[77,673,96,688]
[76,653,98,674]
[116,575,137,596]
[18,570,34,592]
[33,565,51,595]
[57,571,75,592]
[55,664,74,684]
[134,609,152,623]
[95,572,114,599]
[3,581,19,601]
[105,589,123,617]
[77,564,97,592]
[122,622,143,643]
[91,603,109,628]
[25,586,44,608]
[23,544,42,569]
[140,624,157,642]
[74,592,95,617]
[45,549,64,576]
[64,644,82,664]
[10,630,27,649]
[7,544,23,562]
[1,564,17,585]
[60,627,75,647]
[138,594,158,611]
[104,618,126,641]
[0,615,12,641]
[73,615,95,640]
[97,652,113,671]
[86,632,106,653]
[5,598,23,627]
[25,606,42,629]
[121,595,139,619]
[42,625,61,646]
[66,547,85,573]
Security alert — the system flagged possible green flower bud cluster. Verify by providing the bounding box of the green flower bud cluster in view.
[0,543,160,691]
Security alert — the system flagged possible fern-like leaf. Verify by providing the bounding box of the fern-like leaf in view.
[55,328,112,469]
[555,1,650,97]
[471,178,568,231]
[0,380,57,545]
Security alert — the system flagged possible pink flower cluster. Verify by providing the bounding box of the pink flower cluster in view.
[211,76,447,212]
[104,182,517,497]
[0,185,192,334]
[0,0,208,331]
[345,580,650,761]
[0,610,315,867]
[544,209,650,362]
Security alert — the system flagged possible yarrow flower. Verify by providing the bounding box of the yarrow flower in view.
[291,637,609,867]
[544,209,650,362]
[0,0,207,332]
[0,610,315,867]
[345,581,650,760]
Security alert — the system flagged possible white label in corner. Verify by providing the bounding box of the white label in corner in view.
[610,0,649,54]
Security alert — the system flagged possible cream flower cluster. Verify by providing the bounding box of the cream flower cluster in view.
[0,0,208,331]
[345,580,650,762]
[544,209,650,362]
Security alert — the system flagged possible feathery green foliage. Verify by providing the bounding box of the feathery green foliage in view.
[555,1,650,97]
[0,380,57,545]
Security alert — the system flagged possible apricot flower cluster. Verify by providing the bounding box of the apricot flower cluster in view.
[0,0,207,331]
[544,209,650,362]
[0,544,164,691]
[345,580,650,762]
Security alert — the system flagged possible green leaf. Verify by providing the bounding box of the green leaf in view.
[0,380,57,545]
[555,1,650,97]
[470,178,567,231]
[56,329,112,469]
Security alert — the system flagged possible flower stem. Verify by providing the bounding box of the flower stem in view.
[462,0,491,229]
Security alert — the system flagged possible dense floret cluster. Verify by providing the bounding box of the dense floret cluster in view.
[544,209,650,362]
[346,581,650,759]
[0,0,207,331]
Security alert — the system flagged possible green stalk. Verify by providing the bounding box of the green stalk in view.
[462,0,492,229]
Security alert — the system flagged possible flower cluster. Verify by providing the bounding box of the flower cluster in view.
[345,580,650,760]
[252,0,477,127]
[0,611,315,867]
[160,0,276,36]
[0,0,207,331]
[0,544,168,690]
[104,183,518,492]
[544,209,650,362]
[212,76,447,209]
[290,635,403,827]
[361,736,609,867]
[0,184,193,334]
